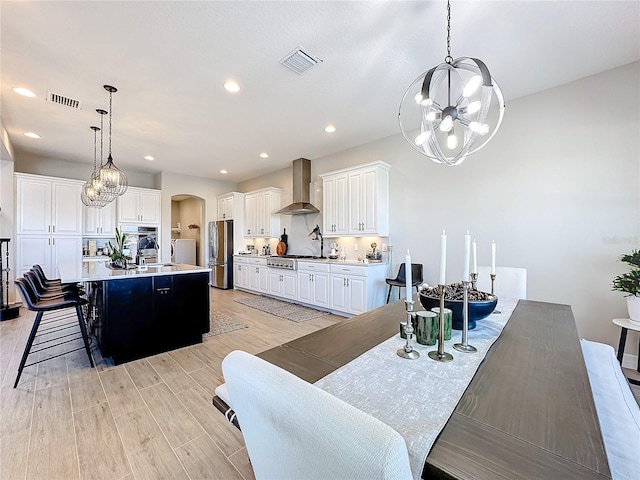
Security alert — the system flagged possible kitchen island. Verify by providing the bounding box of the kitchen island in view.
[60,261,211,364]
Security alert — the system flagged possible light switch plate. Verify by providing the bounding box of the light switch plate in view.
[382,243,388,252]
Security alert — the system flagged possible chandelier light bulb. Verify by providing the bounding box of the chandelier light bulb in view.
[465,101,482,114]
[414,93,423,104]
[469,121,490,135]
[420,97,433,107]
[463,75,482,97]
[447,130,458,149]
[440,115,453,132]
[415,131,431,146]
[425,111,437,122]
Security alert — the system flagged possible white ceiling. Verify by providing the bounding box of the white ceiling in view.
[1,1,639,183]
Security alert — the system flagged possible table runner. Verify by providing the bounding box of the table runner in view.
[314,297,518,479]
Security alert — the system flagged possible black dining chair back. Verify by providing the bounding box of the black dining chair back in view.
[385,263,424,303]
[32,264,62,287]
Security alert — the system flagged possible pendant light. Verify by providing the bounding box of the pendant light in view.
[398,0,505,166]
[97,85,128,196]
[81,126,105,207]
[87,108,116,207]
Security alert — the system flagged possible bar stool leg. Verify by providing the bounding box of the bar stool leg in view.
[75,305,94,368]
[14,311,44,388]
[386,286,392,304]
[616,327,628,365]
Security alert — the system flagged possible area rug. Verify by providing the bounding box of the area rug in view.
[204,311,249,337]
[234,295,329,323]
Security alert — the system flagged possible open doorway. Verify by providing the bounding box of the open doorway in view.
[170,194,205,266]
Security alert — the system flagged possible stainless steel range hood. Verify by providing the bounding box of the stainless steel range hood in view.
[276,158,320,215]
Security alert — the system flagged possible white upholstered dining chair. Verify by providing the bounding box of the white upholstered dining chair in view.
[221,350,413,480]
[476,266,527,299]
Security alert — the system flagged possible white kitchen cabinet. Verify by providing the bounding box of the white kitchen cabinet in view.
[217,192,244,220]
[247,257,269,293]
[329,263,387,315]
[243,187,281,237]
[269,269,297,300]
[320,162,390,237]
[298,262,330,309]
[117,187,161,224]
[16,235,82,278]
[16,174,83,236]
[83,200,116,237]
[321,173,348,235]
[234,258,250,290]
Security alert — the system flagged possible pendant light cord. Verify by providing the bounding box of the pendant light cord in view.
[108,90,113,157]
[445,0,453,64]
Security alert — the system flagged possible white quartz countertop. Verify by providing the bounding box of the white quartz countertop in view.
[234,254,386,267]
[59,261,211,283]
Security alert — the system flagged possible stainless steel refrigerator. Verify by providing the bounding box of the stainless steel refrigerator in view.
[209,220,234,289]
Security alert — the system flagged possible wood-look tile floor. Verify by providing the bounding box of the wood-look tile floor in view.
[0,288,344,480]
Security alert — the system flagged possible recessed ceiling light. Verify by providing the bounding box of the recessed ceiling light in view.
[223,81,240,93]
[260,153,269,158]
[325,125,336,133]
[13,87,36,97]
[144,156,154,161]
[220,169,228,174]
[24,132,41,138]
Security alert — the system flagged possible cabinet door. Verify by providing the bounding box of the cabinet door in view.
[118,191,140,223]
[360,168,378,234]
[348,171,363,233]
[140,191,161,224]
[322,176,336,235]
[16,177,51,235]
[224,197,234,219]
[258,266,269,293]
[313,272,330,308]
[100,201,117,236]
[16,235,52,277]
[52,236,82,277]
[334,175,349,235]
[52,181,83,235]
[298,272,313,303]
[217,199,226,220]
[249,266,261,291]
[256,192,267,236]
[330,275,348,311]
[234,264,243,288]
[244,194,257,236]
[83,206,101,236]
[282,271,297,300]
[347,276,367,314]
[269,270,283,296]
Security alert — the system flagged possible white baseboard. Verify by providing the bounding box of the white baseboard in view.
[622,352,639,370]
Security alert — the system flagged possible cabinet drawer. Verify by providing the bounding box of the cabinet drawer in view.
[298,262,331,273]
[330,265,368,276]
[248,257,267,265]
[234,256,248,263]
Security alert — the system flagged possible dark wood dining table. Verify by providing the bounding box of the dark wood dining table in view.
[213,298,611,479]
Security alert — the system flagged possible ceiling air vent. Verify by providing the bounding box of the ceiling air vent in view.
[47,91,82,109]
[280,46,322,75]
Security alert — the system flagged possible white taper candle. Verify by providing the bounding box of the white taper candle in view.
[439,230,447,285]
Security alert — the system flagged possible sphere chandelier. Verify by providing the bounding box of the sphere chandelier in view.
[97,85,128,196]
[398,0,505,166]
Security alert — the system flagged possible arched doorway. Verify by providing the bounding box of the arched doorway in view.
[170,194,206,266]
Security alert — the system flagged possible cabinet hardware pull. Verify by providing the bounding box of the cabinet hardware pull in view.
[347,278,349,287]
[52,225,55,233]
[52,238,55,246]
[48,238,51,245]
[48,225,51,233]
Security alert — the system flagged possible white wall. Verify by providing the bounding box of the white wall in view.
[16,151,156,188]
[239,62,640,355]
[157,171,237,265]
[0,120,16,303]
[319,62,639,352]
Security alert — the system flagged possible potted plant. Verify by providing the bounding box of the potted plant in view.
[107,227,132,268]
[612,249,640,324]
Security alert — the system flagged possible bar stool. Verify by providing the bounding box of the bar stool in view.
[13,278,94,388]
[612,317,640,386]
[385,263,423,303]
[29,267,83,296]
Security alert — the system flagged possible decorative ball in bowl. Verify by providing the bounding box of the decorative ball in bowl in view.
[418,283,498,330]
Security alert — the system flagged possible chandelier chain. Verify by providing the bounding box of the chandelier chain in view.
[99,110,104,166]
[93,128,97,170]
[445,0,453,64]
[108,90,113,157]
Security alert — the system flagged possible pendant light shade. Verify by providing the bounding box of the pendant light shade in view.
[97,85,128,196]
[398,1,505,166]
[81,126,111,207]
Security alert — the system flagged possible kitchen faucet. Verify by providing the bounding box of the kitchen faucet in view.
[308,225,325,258]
